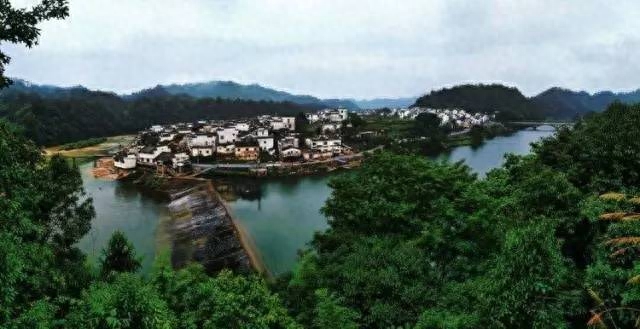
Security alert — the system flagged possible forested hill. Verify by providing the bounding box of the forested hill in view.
[0,82,313,146]
[414,84,640,120]
[531,87,640,119]
[131,81,360,110]
[413,84,541,120]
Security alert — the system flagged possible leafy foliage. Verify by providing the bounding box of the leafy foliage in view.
[65,273,175,329]
[0,0,69,87]
[151,255,300,329]
[534,102,640,192]
[99,230,142,279]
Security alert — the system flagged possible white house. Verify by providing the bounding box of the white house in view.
[257,136,274,151]
[216,127,238,145]
[235,122,250,132]
[137,145,171,166]
[172,152,190,166]
[328,109,348,122]
[255,127,269,137]
[216,144,236,155]
[114,153,136,169]
[306,113,320,123]
[159,132,176,143]
[150,125,164,133]
[278,136,299,152]
[176,126,192,134]
[281,147,302,159]
[322,123,342,133]
[305,137,342,154]
[282,117,296,131]
[189,133,216,147]
[191,146,214,157]
[270,120,287,131]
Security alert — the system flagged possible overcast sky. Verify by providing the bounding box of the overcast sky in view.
[4,0,640,98]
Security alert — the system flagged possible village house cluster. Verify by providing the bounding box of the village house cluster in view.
[113,111,352,173]
[363,107,493,129]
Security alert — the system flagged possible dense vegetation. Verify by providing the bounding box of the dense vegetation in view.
[274,102,640,328]
[413,84,543,121]
[5,101,640,328]
[0,84,313,146]
[531,87,640,120]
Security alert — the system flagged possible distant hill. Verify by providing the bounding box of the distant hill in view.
[413,84,640,120]
[413,84,541,120]
[131,81,360,110]
[1,78,93,97]
[353,97,416,109]
[531,87,640,119]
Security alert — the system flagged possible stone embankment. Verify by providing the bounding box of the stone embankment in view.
[164,178,264,274]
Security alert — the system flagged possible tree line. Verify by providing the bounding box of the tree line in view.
[0,87,314,146]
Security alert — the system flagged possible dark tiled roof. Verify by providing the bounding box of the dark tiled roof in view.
[155,152,173,162]
[140,146,156,154]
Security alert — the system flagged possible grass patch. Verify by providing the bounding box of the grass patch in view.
[59,137,108,150]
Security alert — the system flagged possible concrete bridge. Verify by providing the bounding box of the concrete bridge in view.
[505,121,574,130]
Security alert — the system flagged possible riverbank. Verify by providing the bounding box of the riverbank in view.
[45,135,135,157]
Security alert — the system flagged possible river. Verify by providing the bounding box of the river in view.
[77,163,169,274]
[77,127,555,275]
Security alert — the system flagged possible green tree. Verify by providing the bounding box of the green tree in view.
[346,112,365,129]
[313,288,359,329]
[0,0,69,87]
[533,102,640,192]
[151,257,300,329]
[65,273,175,329]
[412,112,442,137]
[282,153,493,328]
[475,222,581,329]
[469,125,484,147]
[295,111,310,135]
[583,193,640,328]
[99,231,142,279]
[0,120,94,325]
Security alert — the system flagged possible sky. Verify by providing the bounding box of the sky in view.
[4,0,640,99]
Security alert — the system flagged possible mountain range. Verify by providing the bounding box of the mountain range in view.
[128,81,361,110]
[5,79,421,111]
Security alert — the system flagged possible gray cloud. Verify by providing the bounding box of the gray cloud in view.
[4,0,640,98]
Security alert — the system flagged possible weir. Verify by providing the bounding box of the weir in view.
[164,177,265,275]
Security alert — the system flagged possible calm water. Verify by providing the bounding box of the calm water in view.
[79,128,554,275]
[436,127,556,176]
[77,162,168,273]
[223,176,333,275]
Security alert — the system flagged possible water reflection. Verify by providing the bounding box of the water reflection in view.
[77,162,168,274]
[436,129,555,177]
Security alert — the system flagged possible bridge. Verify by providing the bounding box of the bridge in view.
[505,121,574,130]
